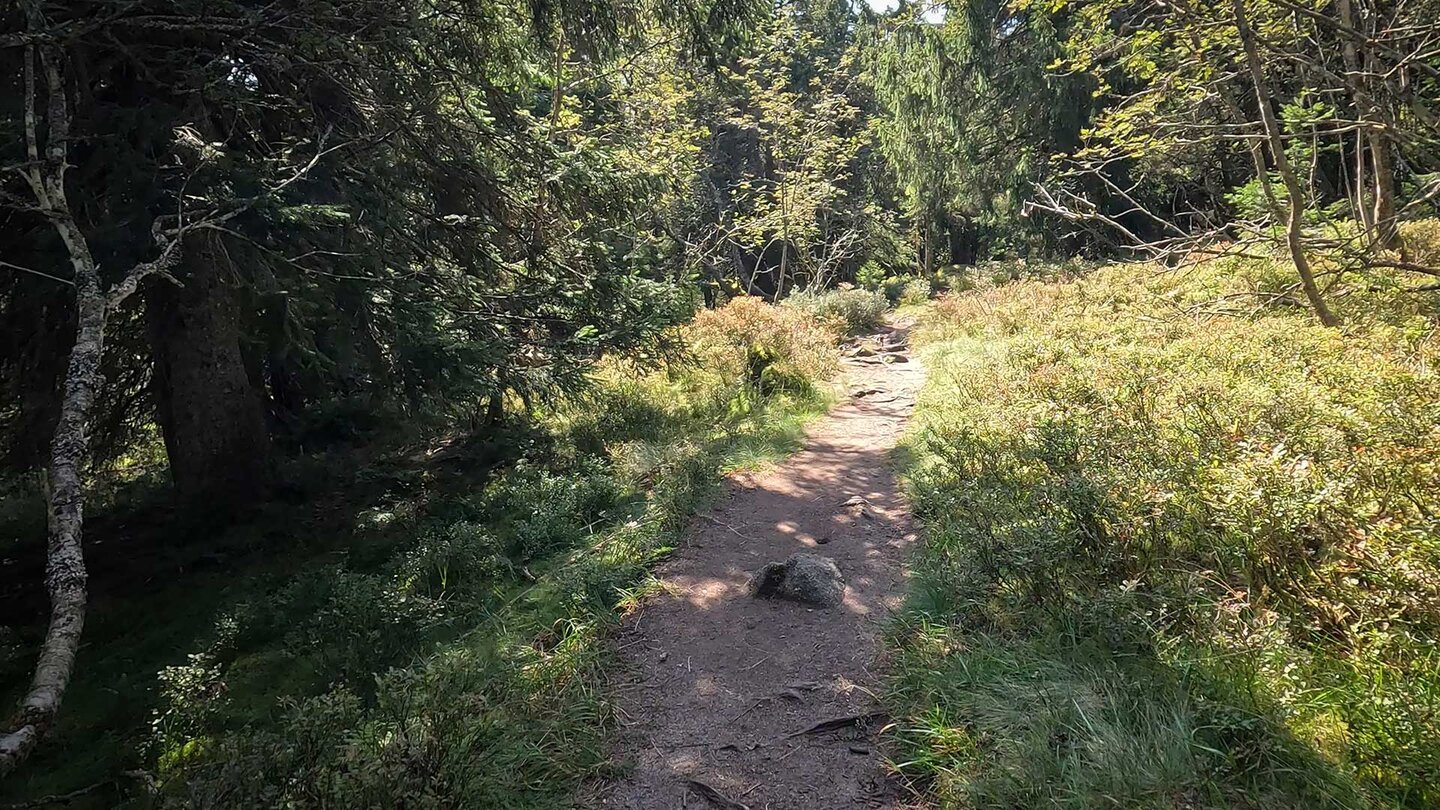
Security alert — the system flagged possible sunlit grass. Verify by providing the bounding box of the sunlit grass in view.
[888,235,1440,809]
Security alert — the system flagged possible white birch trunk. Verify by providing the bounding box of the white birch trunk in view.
[0,42,105,777]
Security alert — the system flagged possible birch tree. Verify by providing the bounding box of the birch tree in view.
[0,33,178,776]
[0,13,332,772]
[723,13,867,295]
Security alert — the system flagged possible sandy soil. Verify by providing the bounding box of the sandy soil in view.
[597,322,927,810]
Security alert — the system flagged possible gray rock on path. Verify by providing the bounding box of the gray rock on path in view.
[748,553,845,607]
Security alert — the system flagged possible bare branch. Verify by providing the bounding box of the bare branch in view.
[0,259,75,287]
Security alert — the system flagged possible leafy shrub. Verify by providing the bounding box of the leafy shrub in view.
[1401,217,1440,267]
[896,278,931,306]
[895,259,1440,807]
[298,568,450,681]
[856,261,889,291]
[395,521,505,596]
[687,295,837,393]
[783,286,888,335]
[484,460,619,562]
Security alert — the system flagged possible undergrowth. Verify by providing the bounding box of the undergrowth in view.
[784,286,889,336]
[0,297,836,808]
[889,228,1440,808]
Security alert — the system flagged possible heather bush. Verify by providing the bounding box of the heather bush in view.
[893,254,1440,808]
[896,277,931,306]
[687,295,838,393]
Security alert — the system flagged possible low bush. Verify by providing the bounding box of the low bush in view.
[896,278,931,307]
[688,295,838,393]
[783,286,889,336]
[892,253,1440,807]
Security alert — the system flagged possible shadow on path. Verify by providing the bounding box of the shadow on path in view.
[597,324,927,809]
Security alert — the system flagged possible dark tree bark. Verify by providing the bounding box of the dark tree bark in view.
[145,230,271,509]
[945,213,977,266]
[922,215,935,275]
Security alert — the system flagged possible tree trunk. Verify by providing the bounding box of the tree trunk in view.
[777,240,790,297]
[1361,11,1402,252]
[1336,0,1401,250]
[0,42,103,775]
[922,216,934,276]
[0,218,103,777]
[1234,0,1340,327]
[146,229,271,509]
[1353,130,1375,232]
[946,213,977,265]
[1370,132,1401,250]
[1336,0,1375,232]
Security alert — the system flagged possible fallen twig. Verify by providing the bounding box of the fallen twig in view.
[685,779,751,810]
[701,514,755,541]
[784,711,887,739]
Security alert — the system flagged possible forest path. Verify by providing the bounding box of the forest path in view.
[597,321,927,809]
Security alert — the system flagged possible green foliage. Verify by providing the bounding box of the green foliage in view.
[862,0,1093,255]
[720,10,875,291]
[688,295,840,389]
[890,629,1358,808]
[782,287,889,336]
[856,265,930,306]
[895,278,932,307]
[892,257,1440,807]
[0,0,740,474]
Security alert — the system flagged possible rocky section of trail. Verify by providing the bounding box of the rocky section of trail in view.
[597,322,926,810]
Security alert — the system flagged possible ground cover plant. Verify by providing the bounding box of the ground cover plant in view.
[888,225,1440,808]
[784,287,892,337]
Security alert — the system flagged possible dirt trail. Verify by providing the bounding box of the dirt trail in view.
[599,322,927,809]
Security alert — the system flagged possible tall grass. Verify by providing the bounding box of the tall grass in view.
[889,231,1440,808]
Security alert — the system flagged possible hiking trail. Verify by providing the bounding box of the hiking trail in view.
[598,320,927,809]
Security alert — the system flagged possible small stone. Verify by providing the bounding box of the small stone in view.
[748,553,844,607]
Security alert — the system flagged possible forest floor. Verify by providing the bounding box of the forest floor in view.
[596,320,927,809]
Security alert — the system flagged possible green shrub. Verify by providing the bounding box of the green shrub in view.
[482,459,620,562]
[688,295,838,392]
[856,261,889,291]
[896,278,931,306]
[783,286,888,336]
[894,258,1440,808]
[1401,218,1440,268]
